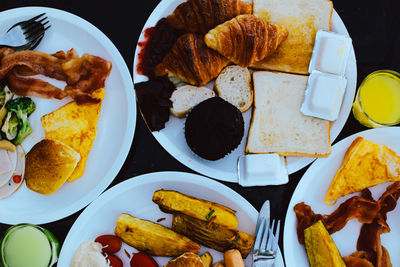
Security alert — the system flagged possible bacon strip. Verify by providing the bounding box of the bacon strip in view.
[295,182,400,266]
[7,70,67,99]
[294,196,380,244]
[0,48,111,104]
[355,182,400,267]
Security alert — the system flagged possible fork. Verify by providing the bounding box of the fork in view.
[0,13,51,51]
[252,218,281,267]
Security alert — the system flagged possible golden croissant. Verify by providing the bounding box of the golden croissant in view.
[167,0,252,34]
[154,33,230,86]
[204,14,289,67]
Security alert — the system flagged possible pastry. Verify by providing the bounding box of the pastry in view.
[205,14,288,67]
[155,33,230,86]
[167,0,252,34]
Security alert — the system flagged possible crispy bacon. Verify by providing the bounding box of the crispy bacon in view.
[295,182,400,266]
[0,48,111,104]
[355,182,400,267]
[294,196,380,244]
[7,70,67,99]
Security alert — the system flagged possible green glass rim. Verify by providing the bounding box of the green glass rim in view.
[357,69,400,127]
[0,223,58,267]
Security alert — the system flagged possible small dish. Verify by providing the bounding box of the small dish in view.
[301,71,347,121]
[237,154,288,186]
[308,30,352,76]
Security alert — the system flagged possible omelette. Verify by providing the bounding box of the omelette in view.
[41,88,105,182]
[325,137,400,205]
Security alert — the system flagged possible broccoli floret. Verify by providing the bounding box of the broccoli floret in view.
[1,111,19,140]
[5,97,36,116]
[3,97,36,145]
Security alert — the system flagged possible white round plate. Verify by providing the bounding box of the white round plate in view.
[133,1,357,183]
[58,171,284,266]
[284,127,400,267]
[0,7,136,224]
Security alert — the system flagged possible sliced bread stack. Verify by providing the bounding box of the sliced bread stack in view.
[246,71,331,157]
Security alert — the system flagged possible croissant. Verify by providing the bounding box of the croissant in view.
[167,0,252,34]
[154,33,230,86]
[204,14,289,67]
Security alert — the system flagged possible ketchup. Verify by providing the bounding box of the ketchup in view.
[136,18,184,79]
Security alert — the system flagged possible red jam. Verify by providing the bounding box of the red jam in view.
[136,18,184,79]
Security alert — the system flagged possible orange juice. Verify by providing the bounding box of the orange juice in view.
[353,70,400,127]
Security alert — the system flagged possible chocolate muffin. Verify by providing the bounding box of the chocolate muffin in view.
[185,97,244,160]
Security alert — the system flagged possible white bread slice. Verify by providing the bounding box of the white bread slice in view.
[251,0,333,74]
[170,85,215,118]
[214,65,253,112]
[245,71,331,157]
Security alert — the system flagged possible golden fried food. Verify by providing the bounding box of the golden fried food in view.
[200,252,213,267]
[41,88,104,182]
[114,213,200,257]
[152,189,239,229]
[164,252,206,267]
[304,220,345,267]
[325,137,400,205]
[172,214,254,258]
[25,139,80,195]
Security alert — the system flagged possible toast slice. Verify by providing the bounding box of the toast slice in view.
[250,0,333,74]
[325,137,400,205]
[214,65,253,112]
[245,71,331,157]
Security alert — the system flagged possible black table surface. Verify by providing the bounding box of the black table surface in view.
[1,0,400,265]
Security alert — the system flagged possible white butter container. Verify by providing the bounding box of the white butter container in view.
[301,70,347,121]
[237,153,288,186]
[308,30,352,76]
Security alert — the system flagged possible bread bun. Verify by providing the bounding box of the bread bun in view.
[25,139,81,195]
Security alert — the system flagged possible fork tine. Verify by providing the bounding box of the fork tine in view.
[21,13,46,29]
[272,220,280,252]
[23,17,48,34]
[25,22,50,41]
[253,218,265,251]
[266,219,275,250]
[259,218,269,250]
[26,13,46,23]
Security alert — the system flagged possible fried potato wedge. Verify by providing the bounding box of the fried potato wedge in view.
[172,214,254,258]
[152,190,239,229]
[200,252,213,267]
[114,213,200,257]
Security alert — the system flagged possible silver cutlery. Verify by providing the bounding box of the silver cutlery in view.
[252,200,281,267]
[0,13,50,51]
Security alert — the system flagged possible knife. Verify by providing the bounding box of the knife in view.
[252,199,270,252]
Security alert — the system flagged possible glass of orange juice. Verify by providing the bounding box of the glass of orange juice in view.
[352,70,400,128]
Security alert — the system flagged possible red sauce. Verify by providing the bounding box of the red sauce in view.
[12,175,22,184]
[136,18,184,79]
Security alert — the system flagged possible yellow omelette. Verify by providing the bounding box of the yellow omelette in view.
[325,136,400,205]
[40,88,104,182]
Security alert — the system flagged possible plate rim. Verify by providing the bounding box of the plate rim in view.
[283,126,400,266]
[132,3,357,183]
[0,6,137,224]
[58,171,284,266]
